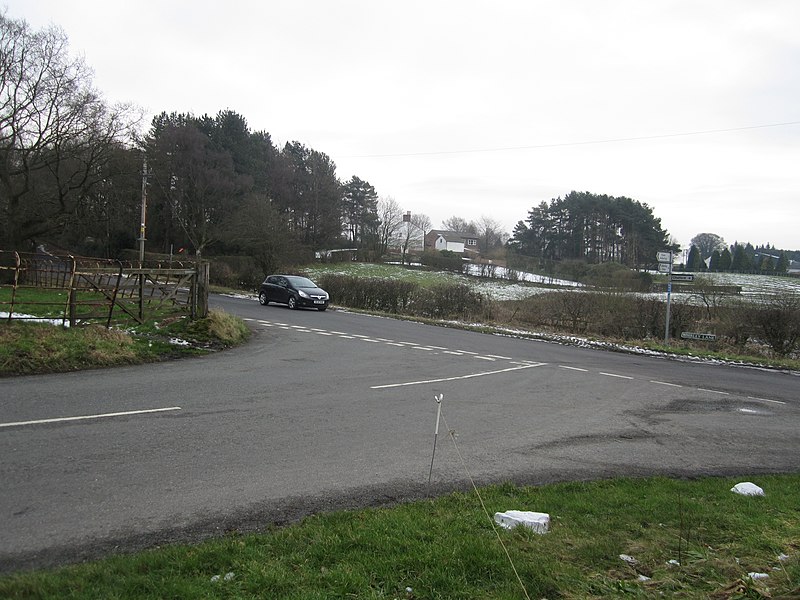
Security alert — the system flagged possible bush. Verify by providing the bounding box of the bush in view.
[420,250,464,273]
[748,293,800,356]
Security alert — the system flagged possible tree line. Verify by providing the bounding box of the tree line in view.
[686,233,790,274]
[2,12,795,277]
[508,191,674,269]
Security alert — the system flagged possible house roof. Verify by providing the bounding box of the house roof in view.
[429,230,478,242]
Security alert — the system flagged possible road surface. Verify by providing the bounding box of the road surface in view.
[1,294,798,572]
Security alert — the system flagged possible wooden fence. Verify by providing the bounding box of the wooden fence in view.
[0,249,209,327]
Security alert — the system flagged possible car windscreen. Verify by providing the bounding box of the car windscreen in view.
[287,276,317,288]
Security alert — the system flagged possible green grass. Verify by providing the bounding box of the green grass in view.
[0,309,250,377]
[1,476,797,598]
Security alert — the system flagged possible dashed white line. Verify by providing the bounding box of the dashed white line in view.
[559,365,588,372]
[0,407,182,429]
[600,372,634,380]
[443,351,464,356]
[699,388,729,395]
[314,331,333,336]
[651,380,683,388]
[475,356,496,361]
[485,354,512,360]
[412,346,434,351]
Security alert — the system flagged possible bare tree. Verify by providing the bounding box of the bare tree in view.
[441,215,476,234]
[399,212,431,264]
[375,196,404,257]
[0,13,138,249]
[476,215,505,254]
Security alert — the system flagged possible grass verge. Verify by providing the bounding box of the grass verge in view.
[0,309,250,377]
[0,475,797,599]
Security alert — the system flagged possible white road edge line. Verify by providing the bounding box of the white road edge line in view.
[371,363,547,389]
[0,407,182,429]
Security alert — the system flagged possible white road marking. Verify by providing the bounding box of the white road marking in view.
[456,350,479,355]
[412,346,434,351]
[748,396,786,405]
[485,354,512,360]
[443,351,464,356]
[386,342,405,347]
[600,372,634,380]
[651,380,682,387]
[475,356,496,361]
[371,362,547,389]
[699,388,729,395]
[0,407,182,429]
[314,331,333,336]
[362,338,380,343]
[559,365,588,372]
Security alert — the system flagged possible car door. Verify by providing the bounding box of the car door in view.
[267,276,284,304]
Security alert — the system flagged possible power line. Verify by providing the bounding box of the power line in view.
[344,120,800,159]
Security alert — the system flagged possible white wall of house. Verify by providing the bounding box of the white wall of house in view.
[435,235,464,253]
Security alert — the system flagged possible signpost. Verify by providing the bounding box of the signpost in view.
[671,274,694,282]
[657,250,673,344]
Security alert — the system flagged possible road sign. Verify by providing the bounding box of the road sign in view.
[671,274,694,282]
[680,332,717,341]
[658,262,672,273]
[657,251,672,263]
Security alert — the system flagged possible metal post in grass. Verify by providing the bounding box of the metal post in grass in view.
[428,393,443,484]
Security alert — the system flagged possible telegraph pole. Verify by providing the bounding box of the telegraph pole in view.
[138,157,148,265]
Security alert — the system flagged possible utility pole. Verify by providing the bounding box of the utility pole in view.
[138,157,148,265]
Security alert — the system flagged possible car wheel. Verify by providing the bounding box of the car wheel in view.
[258,292,269,306]
[287,296,297,310]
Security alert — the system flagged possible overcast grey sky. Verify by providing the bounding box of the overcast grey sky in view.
[8,1,800,251]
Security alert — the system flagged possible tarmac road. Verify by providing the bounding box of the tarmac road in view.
[1,294,798,572]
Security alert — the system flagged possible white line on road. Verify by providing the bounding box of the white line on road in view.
[748,396,786,405]
[371,362,547,389]
[559,365,588,372]
[599,372,634,380]
[651,380,683,387]
[474,356,496,361]
[0,407,182,429]
[699,388,729,395]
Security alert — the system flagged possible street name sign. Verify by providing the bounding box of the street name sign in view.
[658,262,672,273]
[671,274,694,282]
[680,332,717,341]
[657,251,672,263]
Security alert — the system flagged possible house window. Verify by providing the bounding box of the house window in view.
[466,239,477,246]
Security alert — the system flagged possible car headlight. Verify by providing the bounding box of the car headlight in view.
[298,290,309,298]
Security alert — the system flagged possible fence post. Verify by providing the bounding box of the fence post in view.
[195,261,209,318]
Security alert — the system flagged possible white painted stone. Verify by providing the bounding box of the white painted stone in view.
[731,482,765,496]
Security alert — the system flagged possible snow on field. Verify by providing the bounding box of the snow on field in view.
[0,312,68,326]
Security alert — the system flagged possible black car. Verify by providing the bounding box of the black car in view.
[258,275,329,311]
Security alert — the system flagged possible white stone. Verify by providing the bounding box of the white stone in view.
[748,572,769,580]
[494,510,550,533]
[731,482,765,496]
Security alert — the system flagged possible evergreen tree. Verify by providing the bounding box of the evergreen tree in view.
[718,247,732,271]
[687,245,702,272]
[775,252,789,274]
[709,249,721,272]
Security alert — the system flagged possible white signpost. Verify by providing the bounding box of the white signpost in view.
[657,250,673,344]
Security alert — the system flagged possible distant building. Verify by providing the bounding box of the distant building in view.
[424,230,481,257]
